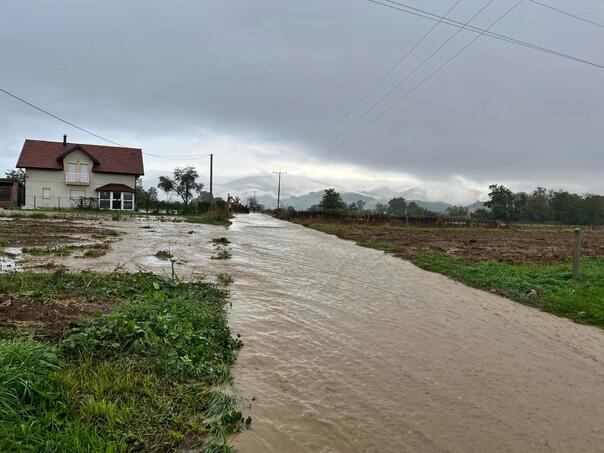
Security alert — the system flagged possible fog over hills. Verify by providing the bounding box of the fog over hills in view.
[213,175,484,212]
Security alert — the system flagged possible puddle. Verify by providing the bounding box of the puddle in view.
[0,256,19,273]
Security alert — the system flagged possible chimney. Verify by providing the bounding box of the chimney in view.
[63,134,67,146]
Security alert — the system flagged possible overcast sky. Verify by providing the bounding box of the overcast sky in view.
[1,0,603,204]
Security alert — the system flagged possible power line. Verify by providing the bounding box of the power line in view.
[368,0,604,70]
[317,0,496,153]
[312,0,465,149]
[318,0,524,159]
[0,87,210,161]
[143,152,211,159]
[0,88,126,147]
[528,0,604,30]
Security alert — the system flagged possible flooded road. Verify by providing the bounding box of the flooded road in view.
[226,215,604,453]
[56,213,604,452]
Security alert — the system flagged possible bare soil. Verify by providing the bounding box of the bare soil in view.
[0,294,111,340]
[307,223,604,264]
[0,218,119,247]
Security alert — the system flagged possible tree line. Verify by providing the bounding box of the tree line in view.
[306,188,439,217]
[478,184,604,225]
[292,186,604,226]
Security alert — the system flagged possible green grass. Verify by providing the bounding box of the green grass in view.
[184,210,233,227]
[411,253,604,328]
[0,271,246,451]
[303,222,604,329]
[22,243,111,257]
[22,245,74,256]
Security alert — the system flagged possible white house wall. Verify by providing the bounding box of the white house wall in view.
[24,150,138,208]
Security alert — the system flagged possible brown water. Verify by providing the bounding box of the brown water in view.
[60,213,604,452]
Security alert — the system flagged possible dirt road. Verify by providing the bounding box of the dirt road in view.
[59,214,604,452]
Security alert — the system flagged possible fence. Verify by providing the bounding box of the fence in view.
[277,209,499,228]
[23,196,133,211]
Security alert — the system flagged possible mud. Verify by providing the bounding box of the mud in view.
[0,295,111,340]
[0,217,119,247]
[306,223,604,264]
[10,214,604,452]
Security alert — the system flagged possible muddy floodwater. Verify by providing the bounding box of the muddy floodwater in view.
[57,214,604,452]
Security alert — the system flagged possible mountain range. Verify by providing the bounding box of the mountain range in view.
[214,175,485,213]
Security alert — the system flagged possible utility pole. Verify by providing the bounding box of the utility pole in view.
[209,153,214,209]
[209,154,213,199]
[273,171,286,209]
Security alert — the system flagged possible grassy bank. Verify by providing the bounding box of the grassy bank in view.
[303,223,604,328]
[3,208,233,226]
[183,210,233,227]
[0,271,246,451]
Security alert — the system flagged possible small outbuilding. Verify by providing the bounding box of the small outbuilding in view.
[0,179,24,208]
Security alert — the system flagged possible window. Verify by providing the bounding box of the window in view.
[123,192,134,210]
[99,191,111,210]
[112,192,121,210]
[68,163,77,174]
[97,191,135,210]
[0,188,9,201]
[70,190,85,200]
[79,163,89,174]
[42,188,50,199]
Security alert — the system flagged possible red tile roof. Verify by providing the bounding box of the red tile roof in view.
[16,139,144,175]
[95,183,136,193]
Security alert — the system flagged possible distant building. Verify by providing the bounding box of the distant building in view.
[16,135,144,210]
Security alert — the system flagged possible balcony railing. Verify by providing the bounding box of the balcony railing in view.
[65,172,90,184]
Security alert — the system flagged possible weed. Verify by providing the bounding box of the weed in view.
[22,243,110,258]
[9,212,48,219]
[0,272,246,450]
[154,250,173,260]
[82,248,107,258]
[211,247,232,260]
[111,214,121,221]
[217,273,234,286]
[0,325,30,341]
[22,245,73,256]
[212,237,231,245]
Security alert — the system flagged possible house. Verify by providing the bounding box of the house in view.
[16,135,144,210]
[0,179,24,208]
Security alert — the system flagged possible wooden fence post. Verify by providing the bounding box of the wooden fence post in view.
[573,228,581,280]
